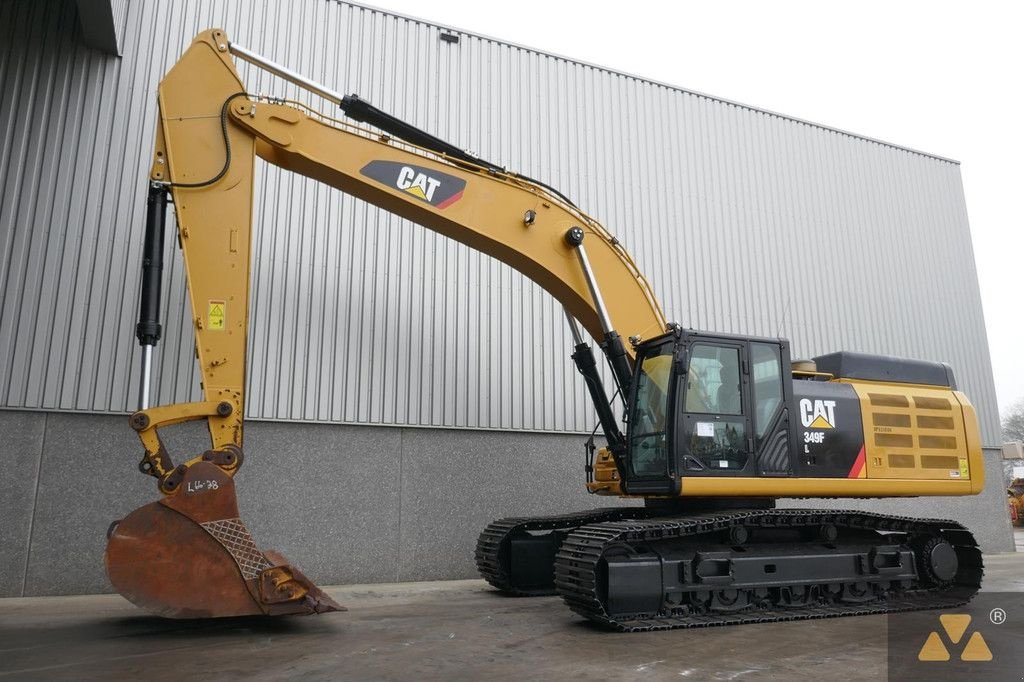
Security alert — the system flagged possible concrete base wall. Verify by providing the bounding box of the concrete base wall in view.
[0,410,1014,597]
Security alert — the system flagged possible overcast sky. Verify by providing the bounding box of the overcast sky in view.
[367,0,1023,415]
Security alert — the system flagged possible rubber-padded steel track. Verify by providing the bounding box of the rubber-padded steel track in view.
[475,507,653,596]
[553,509,983,632]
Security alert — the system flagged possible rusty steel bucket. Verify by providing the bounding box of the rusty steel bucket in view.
[105,461,342,618]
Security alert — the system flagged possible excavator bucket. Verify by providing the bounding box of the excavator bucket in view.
[105,461,342,618]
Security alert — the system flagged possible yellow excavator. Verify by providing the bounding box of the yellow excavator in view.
[106,30,985,630]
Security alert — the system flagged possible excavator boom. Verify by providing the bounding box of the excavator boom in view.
[106,29,665,618]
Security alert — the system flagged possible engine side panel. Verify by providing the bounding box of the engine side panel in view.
[790,380,865,478]
[842,379,978,483]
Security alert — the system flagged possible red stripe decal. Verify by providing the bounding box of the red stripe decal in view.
[847,445,866,478]
[435,190,464,210]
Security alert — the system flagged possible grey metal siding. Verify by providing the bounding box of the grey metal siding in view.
[0,0,1000,443]
[109,0,127,48]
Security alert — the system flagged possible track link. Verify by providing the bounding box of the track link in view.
[553,509,983,631]
[475,507,653,596]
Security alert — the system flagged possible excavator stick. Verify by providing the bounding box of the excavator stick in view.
[106,461,342,618]
[103,30,343,618]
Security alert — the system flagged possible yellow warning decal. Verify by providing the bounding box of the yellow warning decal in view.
[208,300,226,331]
[959,458,969,478]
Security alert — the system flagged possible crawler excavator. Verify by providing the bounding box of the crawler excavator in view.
[105,29,985,630]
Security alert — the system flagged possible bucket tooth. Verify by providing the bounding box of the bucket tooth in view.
[105,461,343,618]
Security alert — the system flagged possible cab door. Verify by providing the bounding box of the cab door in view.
[675,339,754,476]
[624,334,792,492]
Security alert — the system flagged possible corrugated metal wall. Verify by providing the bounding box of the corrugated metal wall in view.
[110,0,128,50]
[0,0,1000,442]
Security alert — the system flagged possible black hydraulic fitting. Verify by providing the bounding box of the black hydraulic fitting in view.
[565,226,585,247]
[571,341,625,452]
[601,330,633,398]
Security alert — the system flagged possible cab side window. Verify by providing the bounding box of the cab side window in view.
[684,344,742,415]
[751,343,783,441]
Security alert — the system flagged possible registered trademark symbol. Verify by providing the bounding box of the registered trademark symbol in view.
[989,607,1006,625]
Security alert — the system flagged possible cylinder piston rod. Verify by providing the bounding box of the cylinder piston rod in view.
[139,346,153,410]
[564,228,634,396]
[229,42,344,105]
[563,309,585,346]
[565,228,613,335]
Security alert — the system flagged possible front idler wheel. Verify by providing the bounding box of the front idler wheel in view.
[916,537,959,586]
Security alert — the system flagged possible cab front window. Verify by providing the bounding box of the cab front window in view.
[628,340,674,477]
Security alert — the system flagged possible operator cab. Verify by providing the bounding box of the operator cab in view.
[623,329,794,495]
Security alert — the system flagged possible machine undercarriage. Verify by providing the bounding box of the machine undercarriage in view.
[477,506,982,631]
